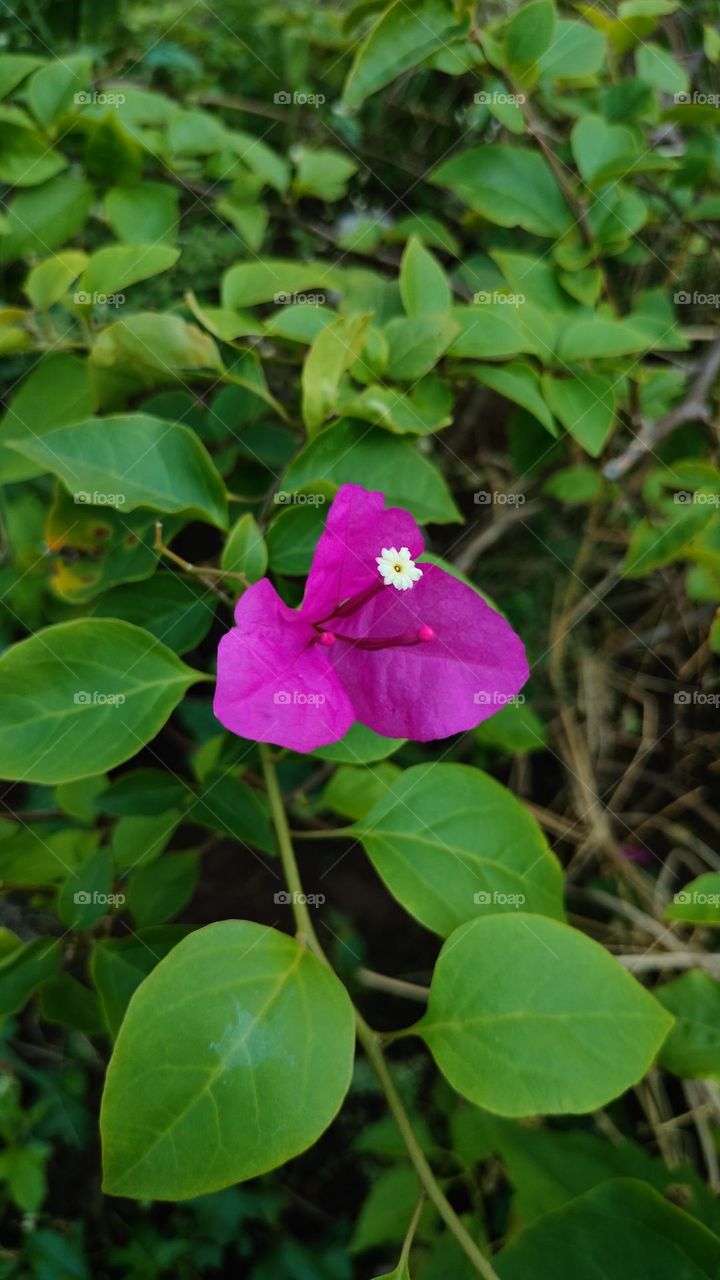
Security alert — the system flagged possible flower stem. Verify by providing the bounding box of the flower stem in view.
[259,744,500,1280]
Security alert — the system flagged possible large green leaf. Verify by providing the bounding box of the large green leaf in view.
[0,175,93,266]
[343,0,470,108]
[101,921,355,1198]
[282,421,461,524]
[431,146,572,238]
[505,0,556,66]
[418,913,672,1115]
[352,764,564,937]
[9,414,228,527]
[0,620,201,784]
[496,1180,720,1280]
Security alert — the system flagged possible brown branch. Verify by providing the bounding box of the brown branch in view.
[604,338,720,480]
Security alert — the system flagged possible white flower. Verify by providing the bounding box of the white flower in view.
[376,546,423,591]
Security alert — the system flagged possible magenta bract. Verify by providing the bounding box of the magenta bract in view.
[214,483,529,753]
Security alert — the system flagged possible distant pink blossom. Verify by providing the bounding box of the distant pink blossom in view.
[214,483,528,753]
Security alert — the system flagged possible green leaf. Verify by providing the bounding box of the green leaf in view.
[496,1180,720,1280]
[338,376,453,435]
[45,486,158,605]
[505,0,556,66]
[10,413,228,528]
[538,19,606,79]
[352,763,564,937]
[384,314,458,381]
[0,175,93,266]
[399,237,451,317]
[39,973,104,1036]
[431,146,571,238]
[0,54,44,101]
[541,372,616,456]
[623,508,714,577]
[79,244,180,300]
[0,620,201,784]
[0,122,67,186]
[85,113,143,185]
[322,763,402,821]
[222,259,343,309]
[470,363,557,436]
[342,0,470,107]
[127,853,199,927]
[100,769,188,816]
[292,146,357,201]
[556,316,652,360]
[221,513,268,585]
[0,825,99,887]
[101,921,355,1198]
[636,42,689,95]
[24,250,88,309]
[192,776,276,855]
[656,970,720,1081]
[92,576,215,655]
[419,914,672,1114]
[57,847,115,930]
[474,700,548,753]
[104,182,179,244]
[91,314,224,377]
[0,938,59,1017]
[302,313,371,434]
[91,926,188,1037]
[0,352,94,483]
[282,422,462,524]
[263,302,334,344]
[111,808,184,872]
[543,465,603,504]
[571,115,639,185]
[266,503,326,575]
[312,722,405,764]
[665,874,720,925]
[27,55,91,129]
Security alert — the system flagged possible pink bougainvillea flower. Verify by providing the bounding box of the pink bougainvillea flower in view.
[214,484,529,753]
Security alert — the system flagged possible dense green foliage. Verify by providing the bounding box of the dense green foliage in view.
[1,0,719,1276]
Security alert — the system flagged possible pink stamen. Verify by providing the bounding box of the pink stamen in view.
[333,626,436,652]
[317,631,336,646]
